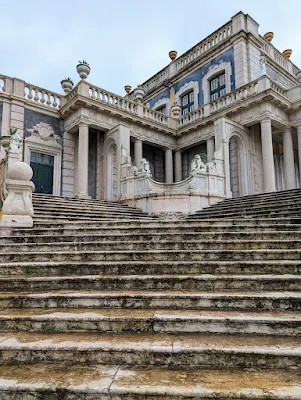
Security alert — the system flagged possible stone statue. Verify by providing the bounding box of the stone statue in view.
[190,154,206,174]
[139,158,152,177]
[10,131,22,154]
[260,55,267,75]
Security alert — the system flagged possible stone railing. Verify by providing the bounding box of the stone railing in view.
[142,107,169,125]
[175,22,232,73]
[259,37,300,78]
[120,162,225,216]
[179,107,205,126]
[0,74,62,111]
[179,76,289,127]
[142,21,233,94]
[88,84,138,116]
[24,83,62,110]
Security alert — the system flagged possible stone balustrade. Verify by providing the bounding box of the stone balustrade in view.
[88,84,138,116]
[142,107,169,125]
[24,83,62,110]
[179,108,205,126]
[175,22,232,73]
[259,37,299,78]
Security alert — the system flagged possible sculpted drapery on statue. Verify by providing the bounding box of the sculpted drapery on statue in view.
[139,158,152,177]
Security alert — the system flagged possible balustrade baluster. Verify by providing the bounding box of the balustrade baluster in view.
[34,89,39,102]
[40,92,46,104]
[27,87,33,100]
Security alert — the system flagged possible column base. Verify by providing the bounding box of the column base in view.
[76,193,92,200]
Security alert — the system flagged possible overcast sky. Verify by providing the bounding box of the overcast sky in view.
[1,1,300,96]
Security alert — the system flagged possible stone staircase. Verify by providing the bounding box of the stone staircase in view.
[188,188,301,220]
[0,192,300,399]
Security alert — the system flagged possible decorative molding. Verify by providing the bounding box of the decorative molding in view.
[24,123,62,196]
[152,97,170,115]
[175,81,199,109]
[202,61,232,104]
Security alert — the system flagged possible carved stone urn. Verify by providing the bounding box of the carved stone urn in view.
[133,86,145,102]
[0,135,11,150]
[171,103,181,119]
[169,50,177,61]
[76,61,91,79]
[296,70,301,84]
[124,85,132,94]
[61,78,74,94]
[283,49,292,58]
[263,32,274,42]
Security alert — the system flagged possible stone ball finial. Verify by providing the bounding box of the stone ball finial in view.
[263,32,274,42]
[169,50,177,61]
[124,85,132,94]
[283,49,292,58]
[7,161,33,181]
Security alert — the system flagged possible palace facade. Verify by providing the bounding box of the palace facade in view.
[1,11,301,215]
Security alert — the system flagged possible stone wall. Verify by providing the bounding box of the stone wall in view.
[62,131,75,197]
[229,136,239,197]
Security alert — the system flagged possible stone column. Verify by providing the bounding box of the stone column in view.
[283,128,296,190]
[165,149,173,184]
[77,123,90,198]
[296,126,301,186]
[134,139,143,167]
[207,138,215,162]
[260,118,276,192]
[174,150,182,182]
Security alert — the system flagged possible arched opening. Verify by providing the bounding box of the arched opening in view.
[104,141,118,201]
[229,134,250,198]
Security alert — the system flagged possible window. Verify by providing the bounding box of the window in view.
[181,90,194,115]
[156,105,167,114]
[210,73,226,101]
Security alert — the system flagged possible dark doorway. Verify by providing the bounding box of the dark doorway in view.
[30,151,54,194]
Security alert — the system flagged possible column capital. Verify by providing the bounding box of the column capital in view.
[78,122,89,128]
[260,117,272,125]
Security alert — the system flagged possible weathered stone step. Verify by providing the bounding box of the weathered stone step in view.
[2,239,301,252]
[189,207,301,219]
[0,308,300,335]
[2,230,301,244]
[0,332,300,369]
[201,194,301,210]
[0,274,299,291]
[1,249,301,263]
[0,364,300,400]
[33,213,154,221]
[8,223,301,238]
[1,260,300,277]
[1,289,300,311]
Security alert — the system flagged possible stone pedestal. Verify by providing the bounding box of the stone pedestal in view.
[0,161,35,228]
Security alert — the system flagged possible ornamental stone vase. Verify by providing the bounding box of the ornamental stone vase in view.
[0,135,11,150]
[283,49,292,58]
[61,79,74,94]
[263,32,274,42]
[76,63,91,80]
[171,103,181,119]
[133,86,145,102]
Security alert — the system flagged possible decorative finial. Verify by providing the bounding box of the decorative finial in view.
[283,49,292,58]
[76,60,91,79]
[124,85,132,94]
[263,32,274,42]
[169,50,177,61]
[61,77,74,94]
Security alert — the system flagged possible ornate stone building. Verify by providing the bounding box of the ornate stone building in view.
[1,11,301,215]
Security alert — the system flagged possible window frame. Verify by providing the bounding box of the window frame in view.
[181,90,194,115]
[209,72,226,102]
